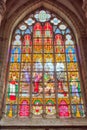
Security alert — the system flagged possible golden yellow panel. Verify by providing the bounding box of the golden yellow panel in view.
[44,54,54,62]
[58,98,70,104]
[67,63,78,71]
[6,96,18,104]
[8,72,19,80]
[55,54,65,62]
[68,72,80,81]
[55,46,65,53]
[33,46,42,53]
[9,63,20,71]
[22,54,31,62]
[33,54,42,62]
[19,98,30,104]
[44,45,53,53]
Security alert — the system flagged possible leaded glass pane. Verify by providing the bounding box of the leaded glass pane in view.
[5,9,85,118]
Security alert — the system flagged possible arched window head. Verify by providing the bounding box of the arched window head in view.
[5,9,85,118]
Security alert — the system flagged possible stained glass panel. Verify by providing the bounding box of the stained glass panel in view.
[12,35,22,45]
[22,54,31,62]
[9,63,20,71]
[10,54,21,63]
[45,99,56,116]
[20,82,30,93]
[11,46,21,54]
[33,45,42,53]
[67,63,78,71]
[6,104,17,118]
[19,98,30,117]
[58,104,70,118]
[20,72,31,82]
[32,98,43,116]
[71,105,85,117]
[21,63,31,71]
[5,9,85,118]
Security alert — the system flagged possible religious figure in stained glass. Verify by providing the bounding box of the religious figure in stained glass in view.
[70,75,81,104]
[12,35,21,45]
[6,74,18,118]
[8,75,18,102]
[33,73,42,94]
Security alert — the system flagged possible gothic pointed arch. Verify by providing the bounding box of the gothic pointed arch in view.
[2,7,85,119]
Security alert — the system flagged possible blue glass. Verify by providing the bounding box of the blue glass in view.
[55,29,61,34]
[15,29,21,34]
[66,54,77,62]
[66,46,75,54]
[78,105,85,117]
[61,30,65,35]
[29,26,33,32]
[10,54,21,63]
[53,26,57,32]
[11,46,21,54]
[25,29,31,34]
[72,105,85,117]
[65,28,70,34]
[21,31,25,35]
[6,104,17,117]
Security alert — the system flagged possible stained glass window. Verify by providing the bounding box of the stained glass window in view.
[5,9,85,118]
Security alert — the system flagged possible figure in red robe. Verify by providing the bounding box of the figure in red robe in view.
[34,73,42,93]
[58,80,67,97]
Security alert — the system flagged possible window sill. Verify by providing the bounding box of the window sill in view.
[0,118,87,127]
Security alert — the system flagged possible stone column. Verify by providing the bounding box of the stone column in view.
[0,0,6,118]
[82,0,87,37]
[0,37,7,119]
[79,35,87,114]
[0,0,6,25]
